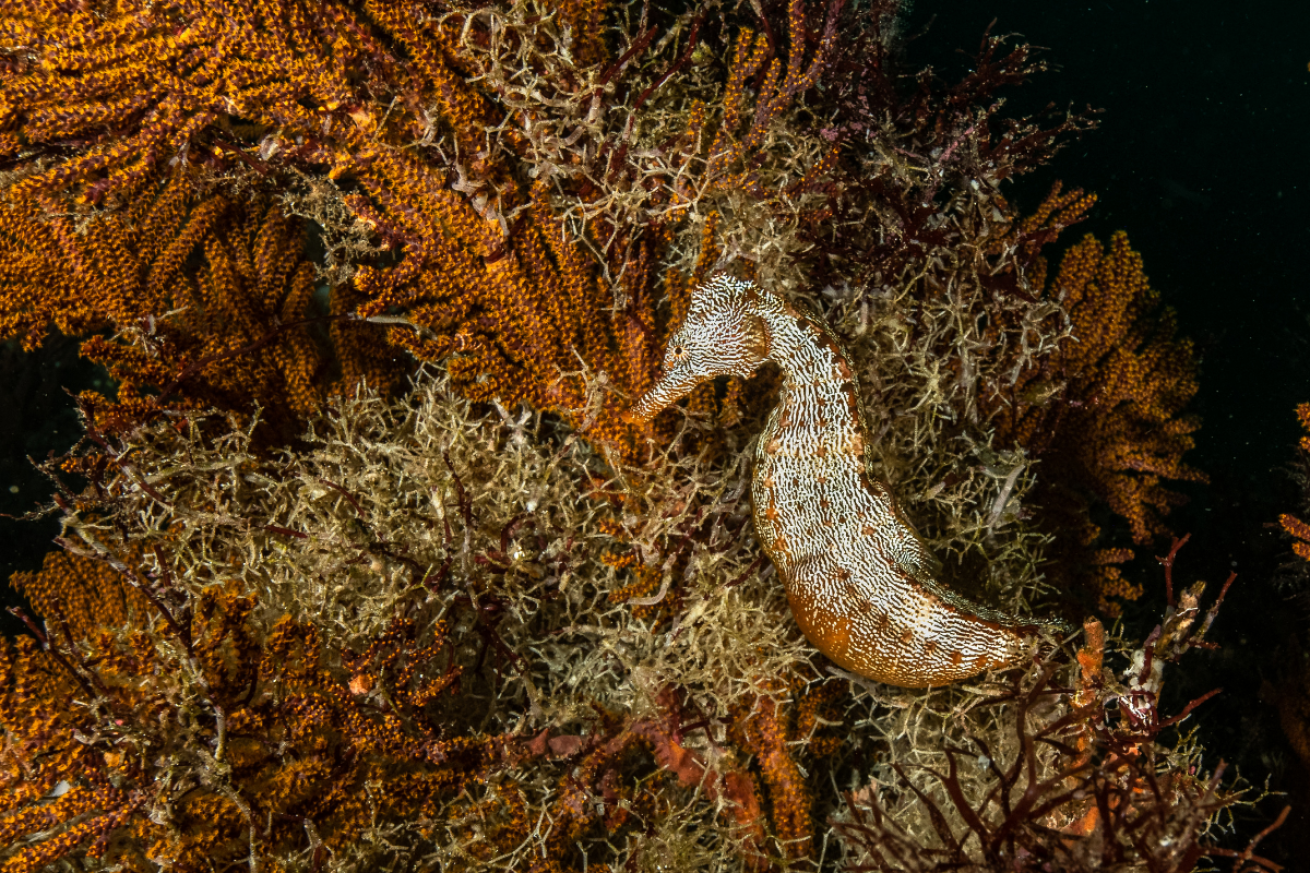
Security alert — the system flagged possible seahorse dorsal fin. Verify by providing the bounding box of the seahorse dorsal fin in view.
[896,545,943,587]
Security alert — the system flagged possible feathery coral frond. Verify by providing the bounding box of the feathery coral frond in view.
[991,231,1204,614]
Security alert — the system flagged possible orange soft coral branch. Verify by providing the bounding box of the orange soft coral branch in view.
[991,230,1203,614]
[1296,402,1310,452]
[3,0,831,463]
[362,0,491,158]
[733,694,813,861]
[998,181,1099,266]
[7,551,152,647]
[3,791,143,873]
[1053,232,1206,542]
[0,548,521,870]
[1280,403,1310,563]
[0,177,400,442]
[3,2,380,206]
[707,0,843,187]
[1281,515,1310,562]
[351,168,685,457]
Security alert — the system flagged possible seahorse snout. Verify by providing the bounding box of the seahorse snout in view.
[624,361,704,424]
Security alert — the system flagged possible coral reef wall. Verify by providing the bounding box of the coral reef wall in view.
[0,0,1264,870]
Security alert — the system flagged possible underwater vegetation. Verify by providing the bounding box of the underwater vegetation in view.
[0,374,1275,872]
[0,0,1278,869]
[989,230,1205,616]
[1270,403,1310,837]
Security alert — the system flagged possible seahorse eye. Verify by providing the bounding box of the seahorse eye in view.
[672,345,685,359]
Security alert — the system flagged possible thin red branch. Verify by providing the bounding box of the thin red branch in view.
[1156,532,1191,607]
[319,477,366,519]
[632,13,705,114]
[1155,687,1222,730]
[1207,804,1290,872]
[598,25,658,87]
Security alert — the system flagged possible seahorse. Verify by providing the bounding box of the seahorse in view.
[627,274,1057,687]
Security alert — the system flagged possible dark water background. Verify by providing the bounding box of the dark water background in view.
[1,0,1307,862]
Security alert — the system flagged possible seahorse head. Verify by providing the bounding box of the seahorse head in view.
[625,274,771,424]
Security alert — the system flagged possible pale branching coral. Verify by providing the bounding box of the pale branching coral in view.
[1,363,1266,871]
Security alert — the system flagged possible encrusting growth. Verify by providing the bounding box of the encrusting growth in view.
[628,275,1062,686]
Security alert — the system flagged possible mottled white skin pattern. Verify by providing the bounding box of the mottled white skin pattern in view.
[629,275,1043,687]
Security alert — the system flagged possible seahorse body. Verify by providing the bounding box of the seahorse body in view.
[628,274,1051,687]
